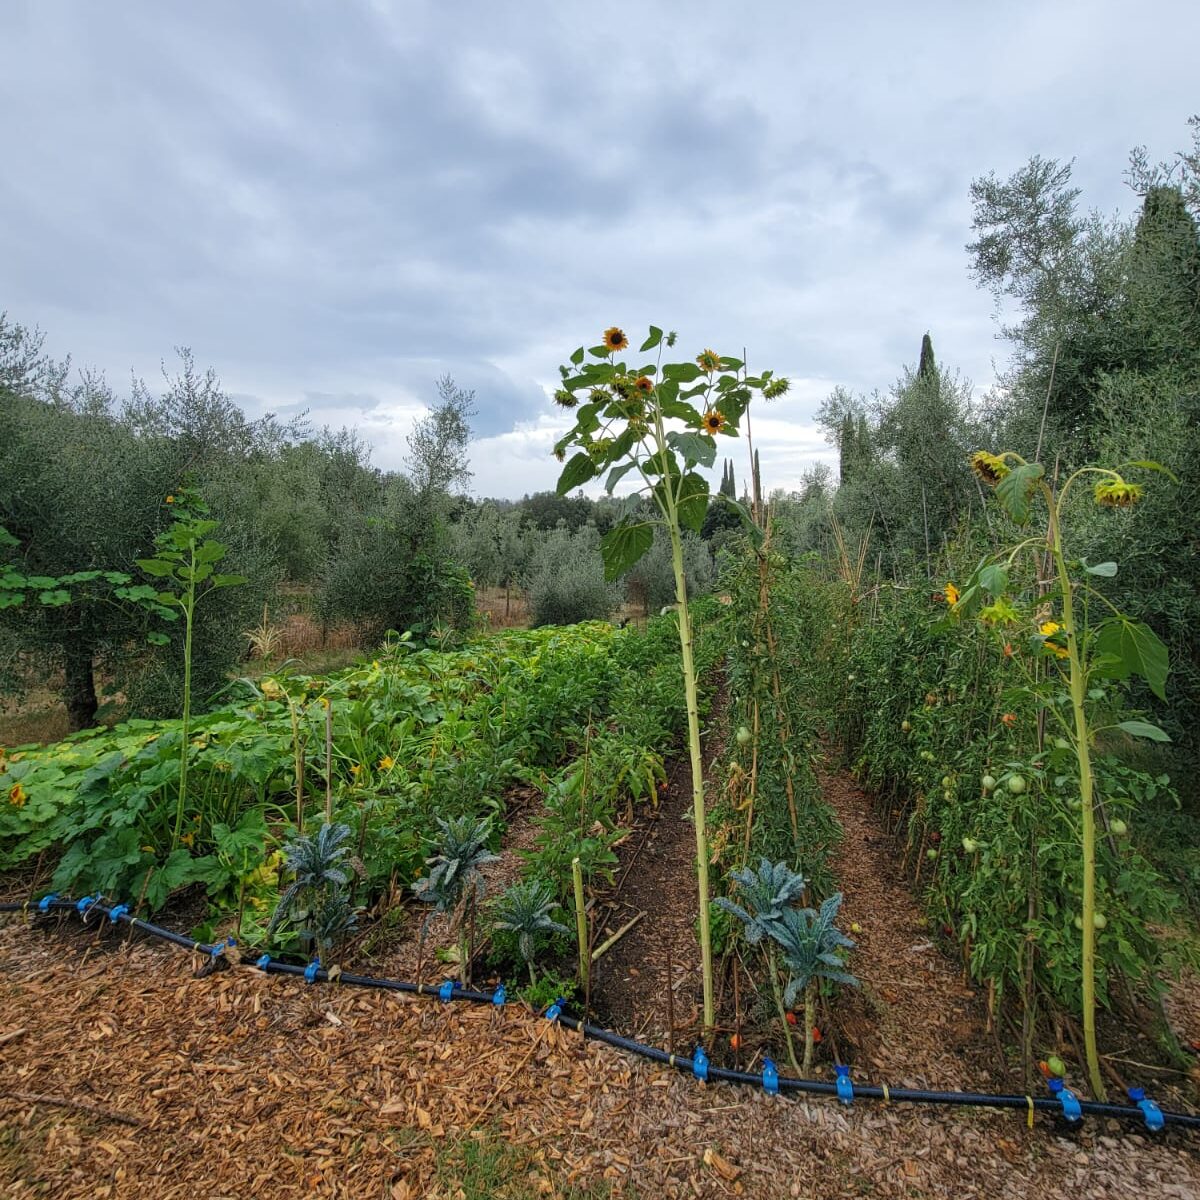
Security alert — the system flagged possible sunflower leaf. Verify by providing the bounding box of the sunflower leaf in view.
[569,346,585,366]
[639,326,663,353]
[667,431,717,469]
[600,520,654,581]
[676,472,710,533]
[556,452,596,496]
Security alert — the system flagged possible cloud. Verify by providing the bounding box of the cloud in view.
[1,0,1196,495]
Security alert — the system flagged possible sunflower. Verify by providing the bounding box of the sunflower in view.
[378,755,395,770]
[1094,479,1143,507]
[553,388,578,409]
[969,451,1010,486]
[634,375,654,393]
[554,448,565,462]
[701,409,726,434]
[602,327,629,353]
[944,582,959,606]
[1039,620,1070,658]
[762,377,790,399]
[696,348,722,373]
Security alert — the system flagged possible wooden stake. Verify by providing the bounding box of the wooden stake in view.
[572,857,589,998]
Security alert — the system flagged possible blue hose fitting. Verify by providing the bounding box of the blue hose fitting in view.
[692,1047,709,1082]
[37,894,59,913]
[835,1065,854,1105]
[492,984,506,1007]
[438,979,455,1002]
[108,904,130,923]
[1128,1088,1164,1132]
[1048,1077,1082,1122]
[76,896,95,915]
[304,960,321,984]
[544,996,565,1021]
[762,1057,779,1095]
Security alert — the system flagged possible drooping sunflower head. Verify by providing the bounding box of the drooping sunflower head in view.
[701,409,727,435]
[602,327,629,353]
[970,451,1010,486]
[1094,479,1143,507]
[634,375,654,393]
[553,388,578,409]
[762,377,791,399]
[696,348,722,373]
[554,448,565,462]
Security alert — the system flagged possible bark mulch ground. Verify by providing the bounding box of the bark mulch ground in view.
[2,921,1199,1199]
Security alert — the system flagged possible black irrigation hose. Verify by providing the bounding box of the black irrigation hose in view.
[3,897,1199,1134]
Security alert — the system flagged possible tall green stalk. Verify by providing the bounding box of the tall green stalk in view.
[1045,490,1103,1099]
[170,550,198,852]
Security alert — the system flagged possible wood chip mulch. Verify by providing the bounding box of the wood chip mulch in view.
[3,916,1200,1198]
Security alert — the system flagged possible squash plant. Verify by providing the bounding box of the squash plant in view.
[551,326,788,1028]
[952,450,1173,1099]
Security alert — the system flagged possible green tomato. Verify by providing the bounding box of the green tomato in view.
[1073,915,1084,931]
[1110,818,1128,837]
[961,837,980,854]
[1046,1055,1067,1078]
[1093,912,1107,930]
[735,726,752,747]
[941,775,953,789]
[1007,774,1027,795]
[943,790,954,803]
[981,774,997,792]
[926,847,938,860]
[901,720,912,733]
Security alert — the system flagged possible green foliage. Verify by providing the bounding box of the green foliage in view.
[715,858,807,945]
[490,877,568,979]
[413,815,498,914]
[527,525,622,627]
[267,822,357,959]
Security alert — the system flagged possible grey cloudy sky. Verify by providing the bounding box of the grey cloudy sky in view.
[3,0,1196,497]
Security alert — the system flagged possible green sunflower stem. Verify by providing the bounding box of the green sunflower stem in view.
[669,516,714,1031]
[1045,487,1105,1102]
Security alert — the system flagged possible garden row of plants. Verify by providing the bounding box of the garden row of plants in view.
[788,453,1191,1096]
[1,620,640,936]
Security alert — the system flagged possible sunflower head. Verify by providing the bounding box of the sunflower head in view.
[970,451,1010,486]
[602,327,629,353]
[634,375,654,393]
[944,582,959,606]
[553,388,578,409]
[696,349,722,373]
[701,409,727,435]
[762,377,790,399]
[554,448,565,462]
[1094,479,1143,507]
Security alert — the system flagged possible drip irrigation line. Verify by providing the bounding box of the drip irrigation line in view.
[3,897,1198,1133]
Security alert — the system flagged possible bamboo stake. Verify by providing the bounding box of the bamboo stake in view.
[590,911,644,963]
[572,857,589,996]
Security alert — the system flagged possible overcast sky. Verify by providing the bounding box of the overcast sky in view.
[2,1,1196,497]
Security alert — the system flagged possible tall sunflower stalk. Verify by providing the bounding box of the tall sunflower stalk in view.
[551,326,788,1029]
[954,450,1172,1100]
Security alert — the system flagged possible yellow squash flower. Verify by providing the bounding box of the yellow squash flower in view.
[8,782,26,808]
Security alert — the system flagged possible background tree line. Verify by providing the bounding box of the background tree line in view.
[772,116,1200,765]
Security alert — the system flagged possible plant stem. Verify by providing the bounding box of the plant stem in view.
[1045,486,1105,1101]
[768,947,800,1073]
[572,856,589,995]
[803,980,816,1073]
[169,554,197,853]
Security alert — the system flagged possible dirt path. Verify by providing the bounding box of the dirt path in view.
[820,766,1009,1093]
[590,752,703,1042]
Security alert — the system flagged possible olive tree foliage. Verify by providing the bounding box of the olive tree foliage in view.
[967,119,1200,753]
[527,524,622,627]
[449,502,529,593]
[0,330,276,726]
[623,525,714,615]
[318,377,477,642]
